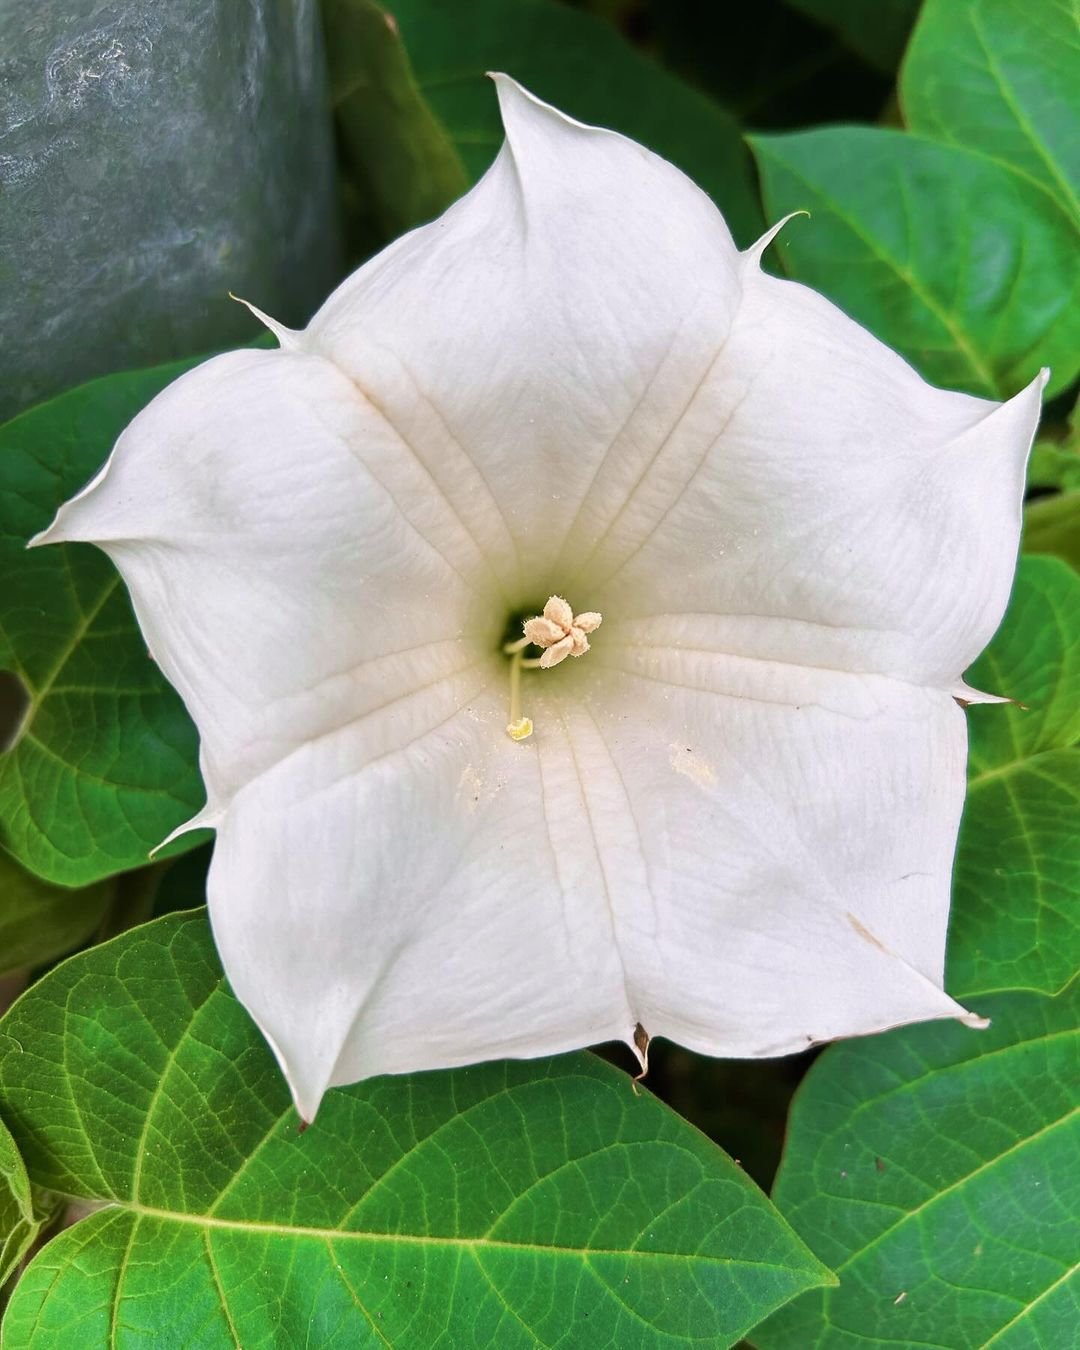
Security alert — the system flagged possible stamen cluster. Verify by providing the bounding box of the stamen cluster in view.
[523,596,603,667]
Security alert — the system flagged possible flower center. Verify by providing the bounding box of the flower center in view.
[503,595,603,741]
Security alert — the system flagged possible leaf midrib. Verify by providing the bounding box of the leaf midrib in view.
[981,1258,1080,1346]
[76,1198,790,1269]
[12,574,119,741]
[968,0,1080,223]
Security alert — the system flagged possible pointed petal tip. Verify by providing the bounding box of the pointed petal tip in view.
[26,514,64,549]
[287,1076,327,1128]
[149,805,221,858]
[489,71,594,140]
[27,501,98,549]
[256,1020,329,1125]
[998,366,1050,415]
[1013,365,1051,404]
[745,210,809,265]
[951,680,1012,707]
[229,293,303,352]
[488,71,535,112]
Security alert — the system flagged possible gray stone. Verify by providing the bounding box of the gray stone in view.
[0,0,342,421]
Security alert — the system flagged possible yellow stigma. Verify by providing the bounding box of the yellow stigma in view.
[503,596,602,742]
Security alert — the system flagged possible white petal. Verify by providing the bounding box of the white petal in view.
[32,348,495,809]
[576,652,983,1054]
[304,76,743,595]
[581,239,1044,687]
[207,685,637,1121]
[216,647,982,1122]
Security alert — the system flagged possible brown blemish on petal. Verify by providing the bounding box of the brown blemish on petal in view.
[846,911,889,954]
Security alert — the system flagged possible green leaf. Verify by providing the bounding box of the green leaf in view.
[754,981,1080,1348]
[1029,442,1080,495]
[0,363,205,886]
[382,0,764,247]
[1024,492,1080,571]
[0,912,832,1347]
[949,558,1080,1000]
[0,849,112,977]
[902,0,1080,225]
[784,0,920,73]
[0,1114,39,1289]
[645,0,895,131]
[1024,404,1080,569]
[322,0,470,256]
[751,126,1080,398]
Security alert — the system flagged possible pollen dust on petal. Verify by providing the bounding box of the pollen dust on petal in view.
[457,763,487,811]
[669,743,716,788]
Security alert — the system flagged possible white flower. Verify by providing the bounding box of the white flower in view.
[34,77,1044,1122]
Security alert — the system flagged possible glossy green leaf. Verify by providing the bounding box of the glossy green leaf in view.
[0,912,832,1347]
[949,558,1080,999]
[0,1114,38,1289]
[751,127,1080,398]
[784,0,920,73]
[0,364,205,886]
[322,0,469,256]
[0,849,112,977]
[383,0,764,247]
[755,982,1080,1348]
[902,0,1080,225]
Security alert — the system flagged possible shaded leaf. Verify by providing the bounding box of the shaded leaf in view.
[784,0,920,73]
[1029,438,1080,495]
[646,0,894,130]
[755,982,1080,1348]
[383,0,764,246]
[0,364,206,885]
[751,127,1080,398]
[1024,492,1080,571]
[322,0,469,257]
[950,558,1080,999]
[0,1114,38,1289]
[0,912,832,1347]
[902,0,1080,225]
[0,849,111,977]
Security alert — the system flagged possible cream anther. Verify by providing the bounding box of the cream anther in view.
[503,596,602,740]
[522,596,603,668]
